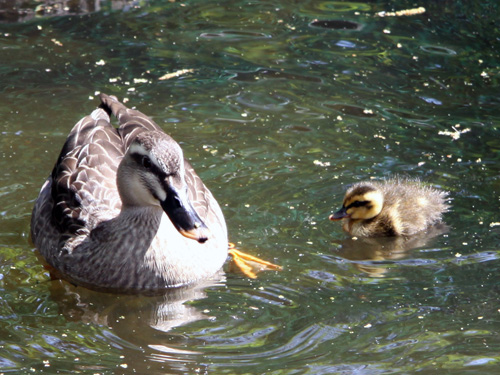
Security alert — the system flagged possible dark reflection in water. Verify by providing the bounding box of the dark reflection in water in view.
[324,102,377,118]
[331,224,449,277]
[43,277,226,373]
[49,278,224,333]
[309,19,363,31]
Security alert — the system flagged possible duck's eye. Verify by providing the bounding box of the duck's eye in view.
[141,155,152,169]
[351,200,368,208]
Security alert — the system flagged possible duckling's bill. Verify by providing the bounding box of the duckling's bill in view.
[329,207,349,221]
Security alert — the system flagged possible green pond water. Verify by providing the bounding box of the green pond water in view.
[1,0,500,373]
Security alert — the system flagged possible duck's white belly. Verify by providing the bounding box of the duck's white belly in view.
[144,212,228,288]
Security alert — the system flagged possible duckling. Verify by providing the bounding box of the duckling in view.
[329,178,449,237]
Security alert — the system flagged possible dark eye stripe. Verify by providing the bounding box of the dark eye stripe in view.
[130,152,167,179]
[347,200,369,209]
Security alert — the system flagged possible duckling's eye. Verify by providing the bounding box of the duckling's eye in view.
[351,200,368,208]
[141,155,152,169]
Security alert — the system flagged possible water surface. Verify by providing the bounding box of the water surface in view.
[1,0,500,374]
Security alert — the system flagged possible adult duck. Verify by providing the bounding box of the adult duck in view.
[31,94,275,292]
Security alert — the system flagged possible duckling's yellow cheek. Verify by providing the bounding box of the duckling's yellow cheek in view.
[348,208,362,219]
[349,206,376,220]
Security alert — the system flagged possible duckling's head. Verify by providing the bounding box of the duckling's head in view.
[330,184,384,221]
[118,131,210,243]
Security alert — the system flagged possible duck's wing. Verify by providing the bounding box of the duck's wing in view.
[99,93,222,225]
[183,161,219,222]
[49,107,125,236]
[99,93,164,149]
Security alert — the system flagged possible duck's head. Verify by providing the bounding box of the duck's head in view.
[118,131,210,243]
[330,183,383,221]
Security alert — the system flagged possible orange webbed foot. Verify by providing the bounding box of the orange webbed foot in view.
[228,243,282,279]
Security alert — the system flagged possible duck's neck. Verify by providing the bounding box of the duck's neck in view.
[94,205,164,258]
[112,204,164,247]
[118,204,163,227]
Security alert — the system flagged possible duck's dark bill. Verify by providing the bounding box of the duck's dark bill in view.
[329,207,349,221]
[161,188,210,243]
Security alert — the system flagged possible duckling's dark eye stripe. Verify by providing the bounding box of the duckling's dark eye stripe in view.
[347,200,369,209]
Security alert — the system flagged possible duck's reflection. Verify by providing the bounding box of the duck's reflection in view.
[44,274,227,373]
[48,272,225,333]
[332,224,448,277]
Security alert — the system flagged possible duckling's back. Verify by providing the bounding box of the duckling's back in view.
[377,179,449,236]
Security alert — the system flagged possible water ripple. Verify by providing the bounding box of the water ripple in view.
[299,1,371,15]
[199,30,272,41]
[420,45,457,56]
[235,91,291,111]
[209,323,348,363]
[230,68,322,83]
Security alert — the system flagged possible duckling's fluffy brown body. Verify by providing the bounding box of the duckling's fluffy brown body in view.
[331,179,449,237]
